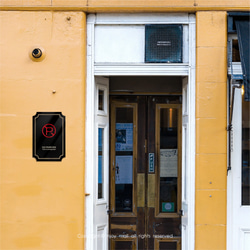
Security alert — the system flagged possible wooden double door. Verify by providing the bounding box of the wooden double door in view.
[109,95,182,250]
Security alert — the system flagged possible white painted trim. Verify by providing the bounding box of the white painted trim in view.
[86,13,196,250]
[85,14,96,250]
[185,14,196,250]
[95,13,189,24]
[227,170,233,250]
[94,64,189,76]
[226,84,241,250]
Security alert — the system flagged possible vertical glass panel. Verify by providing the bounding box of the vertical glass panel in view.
[159,108,178,213]
[98,128,104,199]
[242,96,250,205]
[98,90,104,111]
[115,108,133,212]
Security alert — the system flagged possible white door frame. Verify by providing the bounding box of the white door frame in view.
[85,13,196,250]
[227,85,250,250]
[227,38,250,248]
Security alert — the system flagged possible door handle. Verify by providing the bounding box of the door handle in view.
[107,209,113,215]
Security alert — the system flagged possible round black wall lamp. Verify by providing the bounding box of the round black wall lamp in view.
[29,47,45,62]
[32,48,42,58]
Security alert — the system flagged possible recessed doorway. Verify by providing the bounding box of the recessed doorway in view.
[108,76,183,250]
[86,73,195,250]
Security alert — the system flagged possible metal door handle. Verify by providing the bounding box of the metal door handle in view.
[107,209,113,215]
[178,209,184,216]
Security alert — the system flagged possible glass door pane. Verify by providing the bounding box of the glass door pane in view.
[159,108,178,213]
[98,128,104,199]
[115,107,134,212]
[98,90,104,111]
[155,104,181,215]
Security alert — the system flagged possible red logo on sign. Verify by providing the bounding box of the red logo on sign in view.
[42,124,56,138]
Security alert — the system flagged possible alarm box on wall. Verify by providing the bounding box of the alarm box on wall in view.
[145,24,183,63]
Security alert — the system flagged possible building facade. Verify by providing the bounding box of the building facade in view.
[0,1,249,250]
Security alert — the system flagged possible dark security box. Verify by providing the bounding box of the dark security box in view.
[145,24,183,63]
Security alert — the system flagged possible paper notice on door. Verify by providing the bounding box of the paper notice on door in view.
[115,123,133,151]
[160,149,178,177]
[115,156,133,184]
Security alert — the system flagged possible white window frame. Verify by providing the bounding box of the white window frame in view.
[96,82,109,203]
[227,34,243,76]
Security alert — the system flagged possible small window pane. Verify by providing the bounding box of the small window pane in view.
[98,128,104,199]
[242,96,250,205]
[98,90,104,111]
[232,39,241,62]
[115,107,134,212]
[159,108,178,213]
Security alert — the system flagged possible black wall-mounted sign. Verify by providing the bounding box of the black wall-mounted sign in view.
[33,112,65,161]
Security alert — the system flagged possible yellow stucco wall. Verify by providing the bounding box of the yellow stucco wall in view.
[0,11,86,249]
[0,2,247,250]
[0,0,249,11]
[196,11,227,250]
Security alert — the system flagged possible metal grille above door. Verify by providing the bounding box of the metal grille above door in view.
[145,24,183,63]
